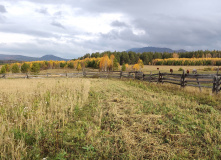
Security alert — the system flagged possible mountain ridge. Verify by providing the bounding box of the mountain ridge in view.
[127,47,187,53]
[0,54,69,61]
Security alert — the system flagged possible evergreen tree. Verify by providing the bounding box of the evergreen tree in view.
[31,63,40,74]
[21,63,30,73]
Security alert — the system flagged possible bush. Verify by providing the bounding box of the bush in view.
[203,67,212,71]
[0,65,6,74]
[122,63,126,71]
[60,62,66,68]
[11,64,20,73]
[4,64,11,72]
[178,67,183,71]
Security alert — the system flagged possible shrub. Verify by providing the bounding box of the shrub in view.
[203,67,212,71]
[11,64,20,73]
[0,65,6,74]
[178,67,183,71]
[4,64,11,72]
[121,63,126,71]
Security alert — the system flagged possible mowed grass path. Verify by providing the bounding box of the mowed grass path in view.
[0,78,220,159]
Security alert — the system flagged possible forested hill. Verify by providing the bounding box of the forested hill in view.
[79,50,221,65]
[127,47,186,53]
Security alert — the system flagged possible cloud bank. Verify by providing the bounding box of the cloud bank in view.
[0,0,221,59]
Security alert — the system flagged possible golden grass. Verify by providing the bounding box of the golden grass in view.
[140,65,219,74]
[0,78,91,159]
[39,68,98,74]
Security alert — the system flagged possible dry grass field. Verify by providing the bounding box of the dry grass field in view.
[0,77,221,159]
[141,65,220,74]
[39,68,98,74]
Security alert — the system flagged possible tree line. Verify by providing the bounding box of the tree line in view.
[0,54,145,74]
[153,58,221,66]
[1,49,221,74]
[77,50,221,65]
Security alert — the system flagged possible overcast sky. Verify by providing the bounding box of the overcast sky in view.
[0,0,221,59]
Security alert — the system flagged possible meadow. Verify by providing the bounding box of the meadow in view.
[0,77,220,159]
[39,65,220,74]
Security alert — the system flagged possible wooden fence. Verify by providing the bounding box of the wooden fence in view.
[133,71,221,94]
[1,71,220,94]
[0,72,83,79]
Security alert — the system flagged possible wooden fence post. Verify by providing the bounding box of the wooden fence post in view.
[120,71,122,79]
[196,76,202,92]
[212,76,216,93]
[26,73,29,79]
[216,76,220,94]
[149,71,152,82]
[158,71,162,83]
[83,71,86,77]
[218,76,221,93]
[181,70,186,88]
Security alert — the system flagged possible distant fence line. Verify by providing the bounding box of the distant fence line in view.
[1,71,221,94]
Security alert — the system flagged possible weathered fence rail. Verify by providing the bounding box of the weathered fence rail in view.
[134,71,221,94]
[0,71,220,93]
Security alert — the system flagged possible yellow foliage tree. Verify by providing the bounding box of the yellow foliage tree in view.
[137,59,144,68]
[125,64,129,71]
[133,64,140,71]
[110,54,115,71]
[173,53,179,58]
[99,54,110,71]
[77,63,82,72]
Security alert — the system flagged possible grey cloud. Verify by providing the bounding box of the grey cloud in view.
[51,21,65,29]
[100,29,148,43]
[0,25,60,38]
[131,11,221,51]
[0,5,7,13]
[35,7,49,15]
[54,11,62,16]
[0,15,6,23]
[76,28,149,53]
[111,20,129,28]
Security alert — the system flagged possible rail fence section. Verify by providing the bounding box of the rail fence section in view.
[1,71,220,94]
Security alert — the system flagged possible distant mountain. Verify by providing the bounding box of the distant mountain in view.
[127,47,187,53]
[0,54,69,61]
[39,55,68,61]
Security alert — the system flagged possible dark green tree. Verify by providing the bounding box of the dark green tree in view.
[21,63,30,73]
[120,52,130,65]
[113,58,119,71]
[121,63,126,71]
[31,63,40,74]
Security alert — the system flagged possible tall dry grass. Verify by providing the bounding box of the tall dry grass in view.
[0,78,90,159]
